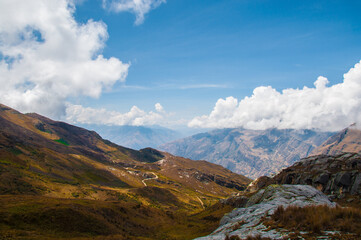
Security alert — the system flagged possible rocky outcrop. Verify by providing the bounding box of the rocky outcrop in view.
[196,184,336,240]
[272,153,361,197]
[245,176,272,193]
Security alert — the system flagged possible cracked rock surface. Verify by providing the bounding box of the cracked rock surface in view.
[195,184,335,240]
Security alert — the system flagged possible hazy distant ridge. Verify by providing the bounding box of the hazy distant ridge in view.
[81,124,182,150]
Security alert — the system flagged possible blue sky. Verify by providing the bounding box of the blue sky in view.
[1,0,361,131]
[76,0,361,117]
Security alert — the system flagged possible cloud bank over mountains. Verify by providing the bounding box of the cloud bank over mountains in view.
[189,61,361,131]
[0,0,129,118]
[1,0,360,131]
[66,103,166,126]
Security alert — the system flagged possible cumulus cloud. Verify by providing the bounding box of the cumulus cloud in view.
[0,0,129,118]
[189,60,361,131]
[103,0,166,25]
[66,103,166,126]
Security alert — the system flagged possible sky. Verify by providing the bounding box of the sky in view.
[1,0,361,131]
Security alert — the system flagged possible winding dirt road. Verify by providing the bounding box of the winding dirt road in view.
[142,172,158,186]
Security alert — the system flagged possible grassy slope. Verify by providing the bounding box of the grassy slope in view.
[0,195,234,240]
[0,104,250,239]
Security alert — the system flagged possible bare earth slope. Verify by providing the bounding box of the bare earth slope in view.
[311,124,361,156]
[160,128,333,179]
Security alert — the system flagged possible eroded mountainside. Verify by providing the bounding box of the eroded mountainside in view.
[160,128,333,179]
[311,124,361,156]
[0,103,250,239]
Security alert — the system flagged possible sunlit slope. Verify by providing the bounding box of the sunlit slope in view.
[0,103,250,239]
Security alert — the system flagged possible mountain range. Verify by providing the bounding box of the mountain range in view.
[80,124,182,150]
[1,103,361,239]
[160,128,333,179]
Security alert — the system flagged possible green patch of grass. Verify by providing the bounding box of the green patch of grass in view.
[9,148,23,156]
[72,192,80,198]
[54,138,69,146]
[0,159,12,165]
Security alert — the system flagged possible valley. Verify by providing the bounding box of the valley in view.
[1,103,361,239]
[1,1,360,239]
[0,104,249,239]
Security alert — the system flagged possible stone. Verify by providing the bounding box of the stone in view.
[350,173,361,194]
[314,173,329,185]
[335,172,352,188]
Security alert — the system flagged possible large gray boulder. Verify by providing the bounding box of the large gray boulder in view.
[195,184,335,240]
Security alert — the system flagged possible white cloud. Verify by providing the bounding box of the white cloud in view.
[189,60,361,131]
[155,102,164,112]
[0,0,129,118]
[66,103,166,126]
[103,0,166,25]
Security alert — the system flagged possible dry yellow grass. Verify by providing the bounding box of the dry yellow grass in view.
[265,205,361,236]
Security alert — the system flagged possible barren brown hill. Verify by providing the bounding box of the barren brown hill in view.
[0,103,250,239]
[311,124,361,156]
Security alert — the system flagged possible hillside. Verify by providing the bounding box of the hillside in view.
[160,128,333,179]
[81,124,182,150]
[0,103,250,239]
[311,124,361,156]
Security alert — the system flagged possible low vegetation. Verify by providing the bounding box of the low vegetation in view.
[265,205,361,237]
[54,138,70,146]
[0,195,233,240]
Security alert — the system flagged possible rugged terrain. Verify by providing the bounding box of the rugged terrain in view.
[0,103,250,239]
[196,184,342,240]
[160,128,333,179]
[270,152,361,198]
[197,149,361,239]
[311,124,361,156]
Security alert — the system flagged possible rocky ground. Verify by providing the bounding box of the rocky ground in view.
[195,184,337,240]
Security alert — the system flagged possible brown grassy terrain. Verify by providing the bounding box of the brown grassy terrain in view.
[264,205,361,239]
[0,103,250,239]
[0,195,233,240]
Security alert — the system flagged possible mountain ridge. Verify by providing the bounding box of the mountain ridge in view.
[160,127,333,179]
[80,124,182,150]
[311,124,361,156]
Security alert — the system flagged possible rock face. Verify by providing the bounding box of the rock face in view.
[311,124,361,156]
[160,128,333,179]
[196,185,336,240]
[272,153,361,196]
